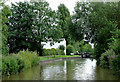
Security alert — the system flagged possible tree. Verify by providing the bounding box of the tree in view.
[0,0,11,55]
[8,1,62,55]
[58,45,65,51]
[71,2,90,42]
[87,2,118,60]
[73,2,118,61]
[82,43,94,54]
[57,4,72,44]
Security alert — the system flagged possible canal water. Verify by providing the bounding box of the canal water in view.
[3,58,120,80]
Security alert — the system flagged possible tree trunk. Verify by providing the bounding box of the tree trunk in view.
[39,40,42,56]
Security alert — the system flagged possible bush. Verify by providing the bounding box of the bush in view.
[42,48,65,56]
[60,50,65,55]
[58,45,65,51]
[72,41,81,51]
[66,45,75,55]
[2,55,19,75]
[109,29,120,55]
[2,50,39,76]
[51,48,56,55]
[56,49,61,55]
[13,55,25,72]
[100,50,115,68]
[109,55,120,72]
[100,49,120,73]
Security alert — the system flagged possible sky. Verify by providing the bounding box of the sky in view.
[6,0,80,15]
[45,0,80,15]
[6,0,119,15]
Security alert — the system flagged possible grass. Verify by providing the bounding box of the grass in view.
[39,55,80,61]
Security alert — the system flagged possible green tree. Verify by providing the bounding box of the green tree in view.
[71,2,90,42]
[82,43,94,54]
[73,2,118,61]
[66,45,75,55]
[58,45,65,51]
[0,0,11,55]
[8,1,62,55]
[87,2,118,60]
[57,4,73,44]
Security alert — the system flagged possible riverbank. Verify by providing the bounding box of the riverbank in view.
[2,50,40,76]
[2,50,81,77]
[39,55,80,61]
[39,55,82,64]
[3,58,120,80]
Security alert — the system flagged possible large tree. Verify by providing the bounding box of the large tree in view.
[87,2,118,60]
[8,1,62,55]
[71,2,90,42]
[72,2,118,61]
[57,4,73,44]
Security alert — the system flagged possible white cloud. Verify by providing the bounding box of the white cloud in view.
[46,0,79,15]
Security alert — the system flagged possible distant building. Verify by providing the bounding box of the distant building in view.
[41,38,66,55]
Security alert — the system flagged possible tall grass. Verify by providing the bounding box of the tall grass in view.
[2,49,39,76]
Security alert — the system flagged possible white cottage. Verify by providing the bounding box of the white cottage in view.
[41,38,66,55]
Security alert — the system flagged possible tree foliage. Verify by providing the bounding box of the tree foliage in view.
[71,2,90,42]
[57,4,73,44]
[8,1,62,55]
[109,29,120,55]
[72,2,118,60]
[66,45,75,55]
[58,45,65,51]
[88,2,118,59]
[82,43,94,54]
[0,0,11,55]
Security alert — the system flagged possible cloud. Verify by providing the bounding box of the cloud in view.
[46,0,79,15]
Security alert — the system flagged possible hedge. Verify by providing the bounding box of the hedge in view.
[42,48,65,56]
[66,45,75,55]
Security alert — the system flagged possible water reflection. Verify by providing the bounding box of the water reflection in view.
[3,58,120,80]
[74,59,96,80]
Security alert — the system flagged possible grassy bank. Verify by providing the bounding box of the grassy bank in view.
[39,55,80,61]
[2,49,80,76]
[2,50,39,76]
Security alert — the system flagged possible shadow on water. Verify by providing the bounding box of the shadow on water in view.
[2,58,120,80]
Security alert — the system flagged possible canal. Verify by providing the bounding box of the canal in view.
[3,58,120,80]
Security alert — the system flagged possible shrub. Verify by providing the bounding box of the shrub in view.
[66,45,75,55]
[60,50,65,55]
[13,55,25,72]
[51,48,56,55]
[42,48,65,56]
[109,38,120,55]
[2,55,18,76]
[109,29,120,55]
[100,50,115,68]
[18,50,39,68]
[72,41,81,51]
[58,45,65,51]
[2,50,39,76]
[56,49,61,55]
[109,55,120,72]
